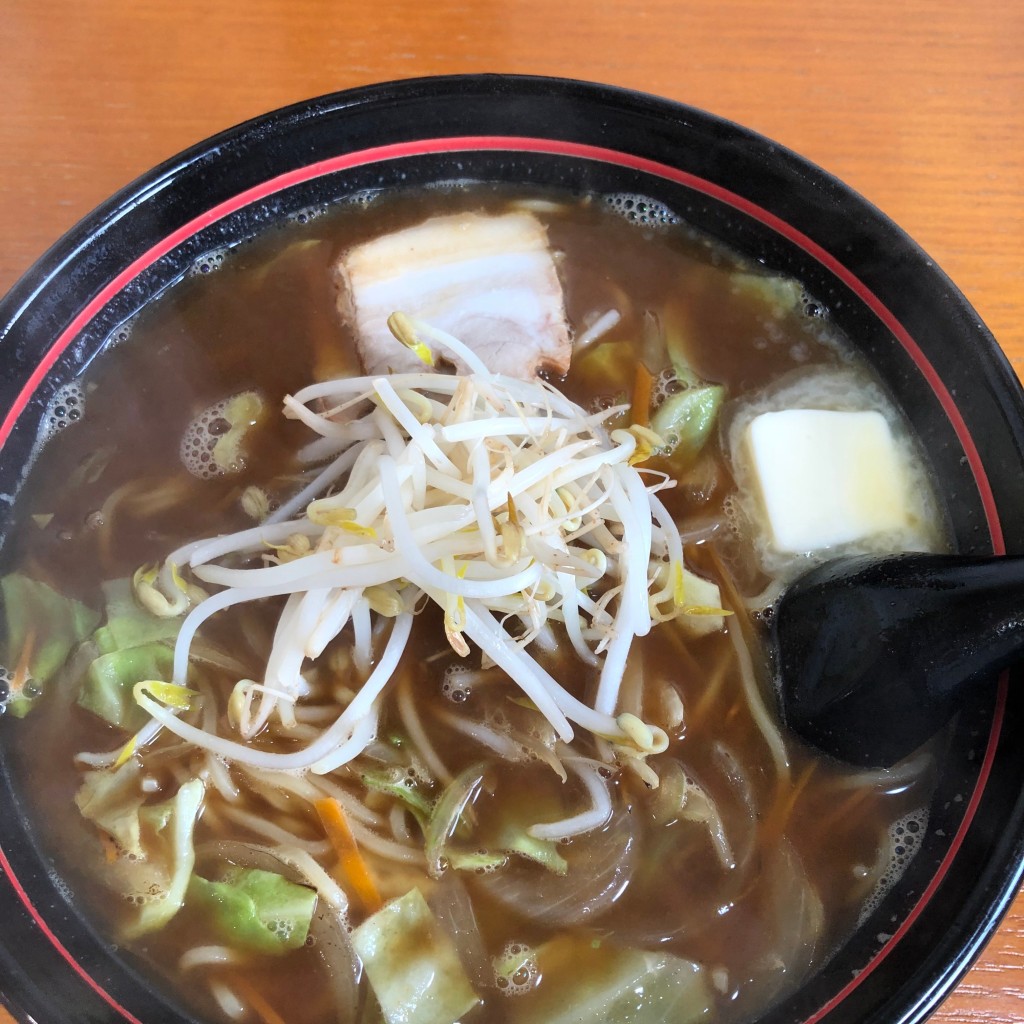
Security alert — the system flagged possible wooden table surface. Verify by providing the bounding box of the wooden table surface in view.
[1,1,1022,1022]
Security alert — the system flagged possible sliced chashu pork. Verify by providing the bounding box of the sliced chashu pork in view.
[335,211,571,379]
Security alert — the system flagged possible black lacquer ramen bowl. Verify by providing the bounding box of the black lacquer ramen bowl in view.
[1,75,1023,1024]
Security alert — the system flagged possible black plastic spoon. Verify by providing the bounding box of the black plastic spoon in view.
[771,551,1024,768]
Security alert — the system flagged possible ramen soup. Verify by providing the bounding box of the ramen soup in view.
[0,186,946,1024]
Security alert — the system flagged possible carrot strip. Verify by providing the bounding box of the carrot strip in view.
[98,832,120,865]
[228,974,290,1024]
[631,362,654,428]
[11,629,37,694]
[315,797,383,914]
[762,761,816,843]
[813,785,873,840]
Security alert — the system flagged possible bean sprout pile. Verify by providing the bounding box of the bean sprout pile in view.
[121,317,704,778]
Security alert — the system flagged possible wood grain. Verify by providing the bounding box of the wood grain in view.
[1,1,1022,1022]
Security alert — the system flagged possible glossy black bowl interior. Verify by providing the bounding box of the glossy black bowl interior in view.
[2,74,1024,1024]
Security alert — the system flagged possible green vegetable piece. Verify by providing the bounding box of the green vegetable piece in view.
[424,763,490,878]
[362,769,436,826]
[572,338,636,381]
[650,385,724,467]
[94,578,182,655]
[659,306,702,390]
[123,778,204,939]
[351,888,479,1024]
[78,641,175,729]
[446,849,508,873]
[1,573,101,716]
[510,935,712,1024]
[75,758,148,857]
[426,763,568,878]
[78,578,184,728]
[569,340,633,429]
[495,823,568,876]
[212,391,265,473]
[188,867,317,956]
[730,271,803,317]
[493,942,536,984]
[6,695,34,719]
[678,569,726,637]
[76,776,204,940]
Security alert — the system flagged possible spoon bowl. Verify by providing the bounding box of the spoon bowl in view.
[772,551,1024,766]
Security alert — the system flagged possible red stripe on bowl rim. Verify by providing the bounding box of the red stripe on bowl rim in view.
[0,134,1007,1024]
[0,840,146,1024]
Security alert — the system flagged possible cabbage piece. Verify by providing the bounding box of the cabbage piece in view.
[648,305,724,472]
[75,758,148,856]
[351,888,479,1024]
[567,338,632,423]
[678,568,726,637]
[650,385,724,470]
[181,390,265,478]
[424,764,490,877]
[1,573,101,716]
[361,768,435,826]
[77,578,186,728]
[93,577,181,654]
[493,820,567,875]
[187,867,317,955]
[81,580,242,729]
[76,774,205,939]
[78,641,175,729]
[572,337,636,382]
[479,806,636,928]
[424,763,567,878]
[729,271,803,317]
[446,849,508,872]
[124,778,204,938]
[510,936,712,1024]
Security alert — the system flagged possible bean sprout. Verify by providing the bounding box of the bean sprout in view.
[133,327,697,775]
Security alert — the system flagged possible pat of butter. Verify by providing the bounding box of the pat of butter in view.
[744,409,912,553]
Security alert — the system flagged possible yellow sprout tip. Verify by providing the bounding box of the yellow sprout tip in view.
[133,563,159,586]
[134,680,197,710]
[337,521,378,539]
[673,563,686,607]
[113,737,137,769]
[387,312,435,366]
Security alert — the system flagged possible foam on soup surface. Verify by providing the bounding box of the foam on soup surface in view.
[0,185,945,1024]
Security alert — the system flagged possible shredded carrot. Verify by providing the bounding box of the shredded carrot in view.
[227,974,290,1024]
[762,761,816,842]
[315,797,383,914]
[11,629,37,694]
[630,362,654,428]
[98,832,120,865]
[813,785,873,840]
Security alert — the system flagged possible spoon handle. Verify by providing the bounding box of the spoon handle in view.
[840,552,1024,698]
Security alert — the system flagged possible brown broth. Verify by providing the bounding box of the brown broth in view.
[2,185,937,1024]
